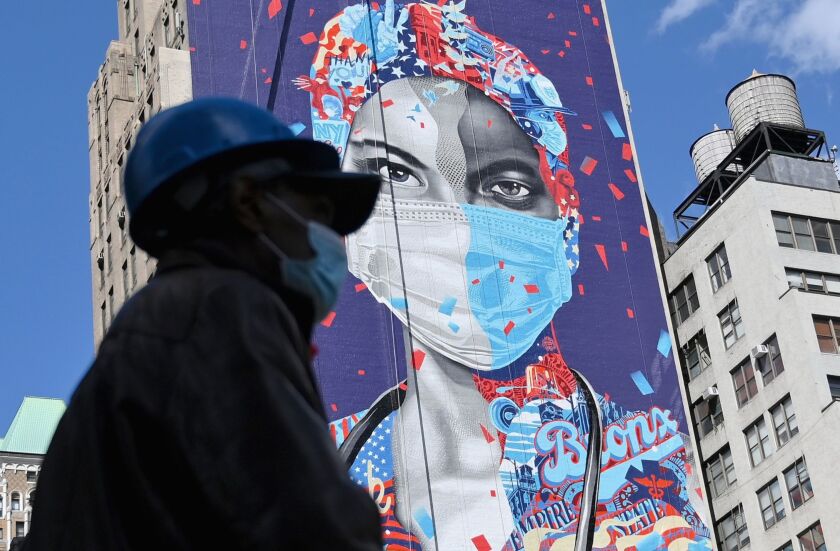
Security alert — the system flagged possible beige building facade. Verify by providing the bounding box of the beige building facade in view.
[88,0,193,345]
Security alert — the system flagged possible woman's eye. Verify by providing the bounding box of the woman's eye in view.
[489,181,531,199]
[378,164,422,188]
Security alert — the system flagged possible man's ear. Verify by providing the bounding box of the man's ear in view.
[229,176,266,233]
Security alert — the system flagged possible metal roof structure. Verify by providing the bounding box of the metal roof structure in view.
[674,122,828,238]
[0,396,66,455]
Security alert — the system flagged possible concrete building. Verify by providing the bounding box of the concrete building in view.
[663,72,839,551]
[88,0,192,345]
[0,398,66,549]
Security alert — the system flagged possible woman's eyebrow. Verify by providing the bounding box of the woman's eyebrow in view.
[466,158,541,182]
[347,138,429,170]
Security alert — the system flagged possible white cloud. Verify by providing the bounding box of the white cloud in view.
[701,0,840,74]
[656,0,716,33]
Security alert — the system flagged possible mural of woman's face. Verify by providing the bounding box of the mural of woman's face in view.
[343,76,559,220]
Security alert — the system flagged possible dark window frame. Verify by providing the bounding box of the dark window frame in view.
[707,243,733,293]
[719,299,745,349]
[813,315,840,354]
[683,331,712,380]
[717,503,750,551]
[757,334,785,385]
[798,521,826,551]
[784,457,814,510]
[770,395,799,448]
[744,416,773,468]
[669,275,700,326]
[706,445,737,498]
[773,212,840,255]
[732,358,759,407]
[695,395,724,438]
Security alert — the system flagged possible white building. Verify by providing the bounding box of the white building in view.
[663,72,838,551]
[87,0,192,345]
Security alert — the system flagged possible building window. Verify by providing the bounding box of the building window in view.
[11,493,21,511]
[828,375,840,401]
[732,358,758,407]
[757,335,785,384]
[776,543,793,551]
[784,458,814,510]
[798,522,826,551]
[683,331,711,380]
[773,212,840,254]
[707,244,732,292]
[669,276,700,326]
[26,471,37,482]
[108,286,115,323]
[813,316,840,354]
[0,495,3,516]
[0,527,3,541]
[719,300,745,349]
[717,504,750,551]
[770,395,799,447]
[706,445,737,498]
[787,268,840,295]
[757,478,786,529]
[695,394,724,438]
[100,301,107,333]
[744,416,773,467]
[15,523,24,538]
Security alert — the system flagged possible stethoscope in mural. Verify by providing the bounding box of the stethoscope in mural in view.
[338,370,604,551]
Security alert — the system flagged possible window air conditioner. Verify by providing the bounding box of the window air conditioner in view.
[751,344,769,359]
[702,386,719,400]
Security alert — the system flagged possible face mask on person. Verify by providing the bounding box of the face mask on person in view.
[347,198,572,370]
[258,193,347,322]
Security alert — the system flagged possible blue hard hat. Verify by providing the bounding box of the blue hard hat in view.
[124,97,380,253]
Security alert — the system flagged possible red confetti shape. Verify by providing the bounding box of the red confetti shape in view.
[268,0,282,19]
[189,46,196,52]
[509,275,515,283]
[626,308,635,318]
[524,284,540,294]
[541,49,550,54]
[581,123,593,130]
[504,321,515,335]
[330,403,338,412]
[622,143,633,161]
[472,535,492,551]
[564,39,572,48]
[547,12,556,19]
[696,488,704,499]
[527,307,533,313]
[624,168,638,183]
[490,490,496,497]
[412,349,426,371]
[595,244,609,270]
[557,51,566,58]
[309,7,315,16]
[578,284,585,295]
[371,1,380,9]
[487,119,493,128]
[472,278,481,285]
[240,40,248,49]
[192,0,200,4]
[358,369,366,375]
[399,382,408,391]
[420,122,425,129]
[583,4,591,14]
[498,260,505,269]
[580,157,598,176]
[264,77,272,84]
[261,68,267,74]
[321,311,337,327]
[354,282,367,292]
[592,16,600,26]
[585,76,594,86]
[621,241,628,252]
[299,32,317,45]
[381,99,395,108]
[591,215,602,221]
[608,183,625,200]
[479,424,495,443]
[569,31,578,36]
[640,225,650,237]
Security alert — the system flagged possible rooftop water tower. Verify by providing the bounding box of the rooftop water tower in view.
[690,125,737,183]
[726,70,805,142]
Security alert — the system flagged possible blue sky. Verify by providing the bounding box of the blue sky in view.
[0,1,838,432]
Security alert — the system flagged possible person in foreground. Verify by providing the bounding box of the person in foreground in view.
[24,98,383,550]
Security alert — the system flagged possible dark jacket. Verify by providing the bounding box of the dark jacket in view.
[25,247,382,550]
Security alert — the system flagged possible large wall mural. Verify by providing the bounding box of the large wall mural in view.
[187,1,713,549]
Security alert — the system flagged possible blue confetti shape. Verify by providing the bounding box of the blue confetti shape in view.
[413,507,435,539]
[657,329,672,357]
[448,321,460,333]
[439,296,457,316]
[390,297,408,310]
[602,111,626,138]
[289,122,306,136]
[630,371,654,395]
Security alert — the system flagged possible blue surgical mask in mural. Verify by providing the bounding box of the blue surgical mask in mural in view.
[347,198,572,370]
